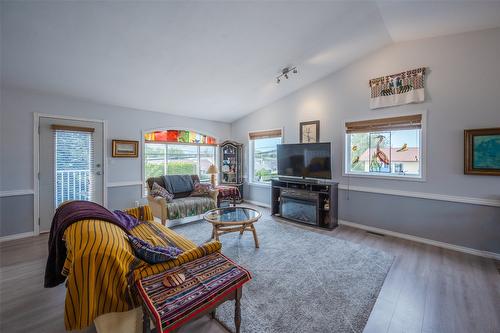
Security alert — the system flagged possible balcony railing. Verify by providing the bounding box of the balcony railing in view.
[55,169,92,207]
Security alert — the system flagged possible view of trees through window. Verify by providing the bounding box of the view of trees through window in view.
[144,143,215,183]
[252,137,281,183]
[347,129,421,177]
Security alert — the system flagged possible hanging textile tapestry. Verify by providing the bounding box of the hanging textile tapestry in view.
[369,67,426,109]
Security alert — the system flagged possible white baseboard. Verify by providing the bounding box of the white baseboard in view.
[339,220,500,261]
[244,199,271,208]
[0,231,34,243]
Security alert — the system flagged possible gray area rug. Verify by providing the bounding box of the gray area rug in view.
[171,217,393,333]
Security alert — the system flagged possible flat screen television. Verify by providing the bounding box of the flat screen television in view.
[277,142,331,179]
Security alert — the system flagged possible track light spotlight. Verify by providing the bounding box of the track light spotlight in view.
[276,66,298,84]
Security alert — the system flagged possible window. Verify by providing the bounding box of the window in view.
[144,130,217,192]
[345,114,423,179]
[53,126,94,207]
[249,129,282,184]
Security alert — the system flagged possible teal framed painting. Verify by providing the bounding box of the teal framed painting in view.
[464,128,500,175]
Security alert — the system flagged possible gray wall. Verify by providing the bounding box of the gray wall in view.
[0,87,231,237]
[340,190,500,254]
[107,185,146,211]
[231,28,500,254]
[0,195,33,236]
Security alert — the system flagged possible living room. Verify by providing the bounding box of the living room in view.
[1,1,499,333]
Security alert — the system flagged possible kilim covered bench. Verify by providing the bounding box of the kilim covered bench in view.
[136,252,252,333]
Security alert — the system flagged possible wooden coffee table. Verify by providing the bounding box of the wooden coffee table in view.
[204,207,261,248]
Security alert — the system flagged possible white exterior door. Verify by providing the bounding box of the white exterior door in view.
[38,117,104,232]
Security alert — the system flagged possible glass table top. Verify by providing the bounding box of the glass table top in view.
[204,207,261,224]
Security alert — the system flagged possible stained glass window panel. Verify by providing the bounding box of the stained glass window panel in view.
[145,130,216,144]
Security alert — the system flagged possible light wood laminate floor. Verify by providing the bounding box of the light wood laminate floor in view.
[0,205,499,333]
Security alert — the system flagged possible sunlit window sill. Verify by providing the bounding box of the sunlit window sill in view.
[343,172,425,182]
[248,182,272,188]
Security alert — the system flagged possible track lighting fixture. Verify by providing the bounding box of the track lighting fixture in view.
[276,66,298,84]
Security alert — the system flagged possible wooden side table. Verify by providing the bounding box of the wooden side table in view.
[137,253,251,333]
[142,287,242,333]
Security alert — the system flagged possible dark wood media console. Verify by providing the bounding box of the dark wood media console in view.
[271,178,338,229]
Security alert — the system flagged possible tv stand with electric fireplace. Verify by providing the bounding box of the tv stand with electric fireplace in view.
[271,178,338,229]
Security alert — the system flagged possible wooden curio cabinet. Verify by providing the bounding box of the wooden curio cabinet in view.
[219,140,243,197]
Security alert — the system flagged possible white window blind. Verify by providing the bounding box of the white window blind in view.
[52,125,95,207]
[248,129,282,140]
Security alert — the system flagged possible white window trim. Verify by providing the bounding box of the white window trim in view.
[143,142,217,195]
[342,110,427,182]
[248,130,283,186]
[248,180,272,188]
[141,127,219,197]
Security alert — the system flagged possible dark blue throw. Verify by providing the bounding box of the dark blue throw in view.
[162,175,194,194]
[127,234,182,264]
[113,210,143,230]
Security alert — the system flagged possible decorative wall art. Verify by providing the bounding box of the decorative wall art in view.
[369,67,426,109]
[464,128,500,175]
[300,120,320,143]
[112,140,139,157]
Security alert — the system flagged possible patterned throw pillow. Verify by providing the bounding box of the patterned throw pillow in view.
[191,181,213,197]
[126,234,182,264]
[150,182,174,202]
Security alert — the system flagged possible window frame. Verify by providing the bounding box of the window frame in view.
[342,111,427,182]
[248,131,283,186]
[144,142,216,179]
[141,128,218,197]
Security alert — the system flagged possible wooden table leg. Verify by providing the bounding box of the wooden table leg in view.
[235,288,241,333]
[250,224,259,248]
[142,306,151,333]
[214,225,220,241]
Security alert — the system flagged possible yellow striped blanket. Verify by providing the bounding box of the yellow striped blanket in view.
[62,206,221,330]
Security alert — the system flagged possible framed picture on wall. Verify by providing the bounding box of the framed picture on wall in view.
[464,128,500,175]
[300,120,320,143]
[112,140,139,157]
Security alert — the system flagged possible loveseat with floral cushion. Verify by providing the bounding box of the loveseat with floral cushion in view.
[146,175,218,225]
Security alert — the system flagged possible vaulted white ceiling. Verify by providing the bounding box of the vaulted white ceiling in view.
[2,1,500,122]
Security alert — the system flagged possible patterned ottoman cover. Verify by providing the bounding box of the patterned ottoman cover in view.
[136,252,251,333]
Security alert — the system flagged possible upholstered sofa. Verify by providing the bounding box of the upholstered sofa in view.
[146,175,218,225]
